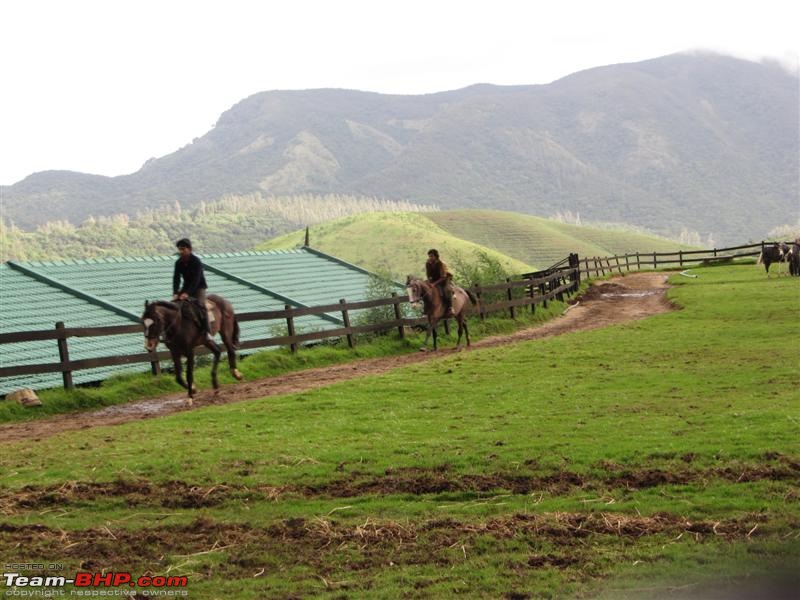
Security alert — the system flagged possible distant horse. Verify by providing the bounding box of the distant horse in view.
[788,242,800,277]
[142,295,242,403]
[406,276,477,351]
[757,243,789,276]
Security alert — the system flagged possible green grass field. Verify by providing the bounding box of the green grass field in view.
[0,265,797,599]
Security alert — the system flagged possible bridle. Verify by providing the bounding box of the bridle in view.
[407,279,433,306]
[143,305,179,348]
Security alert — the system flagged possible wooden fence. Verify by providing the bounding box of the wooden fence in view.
[579,241,776,278]
[0,265,581,391]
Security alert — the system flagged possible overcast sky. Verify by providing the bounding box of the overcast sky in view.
[0,0,797,185]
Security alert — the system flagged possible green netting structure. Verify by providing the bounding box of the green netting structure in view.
[0,248,396,395]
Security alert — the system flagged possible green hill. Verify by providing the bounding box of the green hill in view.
[429,210,698,267]
[257,210,698,279]
[256,212,534,280]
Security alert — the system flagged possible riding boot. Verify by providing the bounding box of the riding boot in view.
[444,295,455,317]
[196,302,213,341]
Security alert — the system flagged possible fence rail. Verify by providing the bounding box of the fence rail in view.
[578,241,780,278]
[0,265,581,390]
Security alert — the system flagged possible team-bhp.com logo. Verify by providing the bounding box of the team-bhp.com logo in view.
[3,572,188,595]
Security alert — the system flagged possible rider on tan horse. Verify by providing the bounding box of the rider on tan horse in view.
[426,249,455,317]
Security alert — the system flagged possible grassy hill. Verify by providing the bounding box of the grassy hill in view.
[258,210,697,278]
[256,212,534,280]
[429,210,698,267]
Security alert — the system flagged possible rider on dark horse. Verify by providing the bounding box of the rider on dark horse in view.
[172,238,212,340]
[426,248,455,317]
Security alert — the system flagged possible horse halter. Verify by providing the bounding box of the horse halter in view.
[143,306,177,349]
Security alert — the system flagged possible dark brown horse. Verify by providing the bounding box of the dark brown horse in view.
[406,277,477,351]
[142,295,242,403]
[757,243,789,276]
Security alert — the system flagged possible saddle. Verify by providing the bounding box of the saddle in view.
[180,299,216,328]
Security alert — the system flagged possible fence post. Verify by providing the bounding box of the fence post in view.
[615,255,623,274]
[625,254,631,272]
[55,321,74,391]
[570,254,581,290]
[476,285,486,321]
[636,252,641,270]
[506,278,515,319]
[340,298,354,348]
[713,247,718,257]
[653,252,657,269]
[540,282,548,309]
[679,250,683,267]
[528,280,536,313]
[285,304,298,353]
[392,292,405,339]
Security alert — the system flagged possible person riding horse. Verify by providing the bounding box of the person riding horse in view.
[426,248,455,317]
[172,238,212,339]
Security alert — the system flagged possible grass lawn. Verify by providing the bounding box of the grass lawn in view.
[0,264,797,599]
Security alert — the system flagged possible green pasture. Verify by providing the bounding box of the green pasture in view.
[0,297,568,424]
[0,264,798,599]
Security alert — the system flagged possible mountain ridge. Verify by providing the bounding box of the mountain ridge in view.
[3,52,797,244]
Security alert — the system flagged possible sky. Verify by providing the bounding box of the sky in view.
[0,0,797,186]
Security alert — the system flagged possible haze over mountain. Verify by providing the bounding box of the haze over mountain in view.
[2,52,797,244]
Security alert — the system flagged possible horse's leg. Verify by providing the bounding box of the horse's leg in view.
[171,348,188,390]
[463,315,471,347]
[456,315,464,348]
[202,338,222,390]
[221,318,243,380]
[421,320,432,350]
[185,348,196,403]
[431,317,439,351]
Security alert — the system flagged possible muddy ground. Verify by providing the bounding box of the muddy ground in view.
[0,272,673,443]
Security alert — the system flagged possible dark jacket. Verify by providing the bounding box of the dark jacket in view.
[426,259,451,283]
[173,254,208,297]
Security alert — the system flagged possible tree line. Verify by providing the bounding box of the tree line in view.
[0,193,438,262]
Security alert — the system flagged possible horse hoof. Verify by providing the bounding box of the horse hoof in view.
[419,347,428,352]
[185,398,194,407]
[232,369,243,380]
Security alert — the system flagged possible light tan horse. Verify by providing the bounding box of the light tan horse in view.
[406,276,477,351]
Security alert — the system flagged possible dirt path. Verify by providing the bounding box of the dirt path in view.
[0,272,673,444]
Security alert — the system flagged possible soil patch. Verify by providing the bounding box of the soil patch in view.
[0,273,673,443]
[0,511,766,576]
[2,459,797,515]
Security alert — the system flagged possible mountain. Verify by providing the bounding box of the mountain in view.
[2,52,797,244]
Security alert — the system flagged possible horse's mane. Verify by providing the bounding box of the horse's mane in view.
[143,300,179,316]
[152,300,179,309]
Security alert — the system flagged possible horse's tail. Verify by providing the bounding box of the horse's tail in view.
[465,288,478,306]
